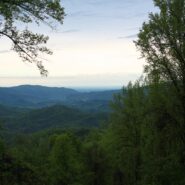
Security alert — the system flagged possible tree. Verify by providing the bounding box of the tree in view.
[135,0,185,119]
[135,0,185,183]
[135,0,185,160]
[106,82,146,185]
[0,0,65,75]
[82,130,108,185]
[49,133,82,185]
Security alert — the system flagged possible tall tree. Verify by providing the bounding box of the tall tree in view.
[135,0,185,164]
[104,82,146,185]
[0,0,65,75]
[135,0,185,118]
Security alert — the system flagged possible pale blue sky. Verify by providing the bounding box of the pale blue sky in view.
[0,0,157,87]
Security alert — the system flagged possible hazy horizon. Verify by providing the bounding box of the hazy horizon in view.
[0,74,139,89]
[0,0,157,86]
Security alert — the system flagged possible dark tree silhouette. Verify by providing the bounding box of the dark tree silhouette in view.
[0,0,65,75]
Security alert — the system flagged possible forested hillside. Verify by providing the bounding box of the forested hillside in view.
[1,1,185,185]
[1,104,107,133]
[0,85,120,111]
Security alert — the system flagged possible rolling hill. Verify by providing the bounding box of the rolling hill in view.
[0,85,121,111]
[2,104,108,133]
[0,85,121,134]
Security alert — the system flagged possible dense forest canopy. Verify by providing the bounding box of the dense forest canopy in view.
[1,0,185,185]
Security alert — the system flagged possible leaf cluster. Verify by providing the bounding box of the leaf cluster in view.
[0,0,65,75]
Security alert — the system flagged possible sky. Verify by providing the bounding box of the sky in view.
[0,0,157,87]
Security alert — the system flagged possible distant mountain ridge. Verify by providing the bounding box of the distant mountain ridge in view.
[0,85,78,106]
[0,85,121,111]
[0,85,121,135]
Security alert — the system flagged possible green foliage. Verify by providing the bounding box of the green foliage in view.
[103,82,146,185]
[1,1,185,185]
[2,105,107,133]
[0,140,43,185]
[135,0,185,119]
[102,80,185,185]
[82,130,109,185]
[49,133,82,185]
[0,0,65,75]
[134,1,185,183]
[0,138,5,158]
